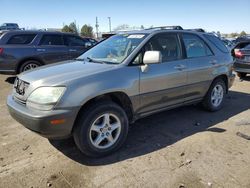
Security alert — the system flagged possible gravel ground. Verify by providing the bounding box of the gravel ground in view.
[0,74,250,188]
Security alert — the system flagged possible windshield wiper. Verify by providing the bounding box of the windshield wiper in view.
[86,57,106,64]
[74,57,105,64]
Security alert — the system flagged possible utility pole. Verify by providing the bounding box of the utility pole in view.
[95,17,99,38]
[108,17,111,33]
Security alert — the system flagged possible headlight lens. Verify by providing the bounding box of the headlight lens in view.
[26,87,66,110]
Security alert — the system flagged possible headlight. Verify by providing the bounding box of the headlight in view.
[26,87,66,110]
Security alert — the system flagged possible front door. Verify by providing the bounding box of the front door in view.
[139,33,188,114]
[64,35,89,59]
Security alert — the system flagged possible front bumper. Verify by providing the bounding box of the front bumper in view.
[7,95,79,139]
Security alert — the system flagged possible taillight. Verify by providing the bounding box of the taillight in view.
[0,48,3,54]
[234,50,244,58]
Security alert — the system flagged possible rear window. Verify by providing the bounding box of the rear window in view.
[204,34,228,53]
[40,34,64,45]
[7,34,36,44]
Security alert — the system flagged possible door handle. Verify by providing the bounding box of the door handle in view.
[174,64,186,71]
[37,49,46,52]
[210,60,218,65]
[69,49,77,52]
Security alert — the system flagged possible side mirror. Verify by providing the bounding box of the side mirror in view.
[85,42,92,48]
[143,51,162,64]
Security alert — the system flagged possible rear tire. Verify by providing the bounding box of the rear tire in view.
[237,72,247,78]
[202,79,226,112]
[19,60,41,73]
[73,101,129,157]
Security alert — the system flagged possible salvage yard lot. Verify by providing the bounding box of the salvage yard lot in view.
[0,74,250,188]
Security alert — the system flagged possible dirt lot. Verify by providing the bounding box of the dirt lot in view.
[0,74,250,188]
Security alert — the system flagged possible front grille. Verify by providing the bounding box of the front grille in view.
[13,77,30,96]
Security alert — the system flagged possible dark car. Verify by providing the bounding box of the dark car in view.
[232,41,250,78]
[235,35,250,44]
[0,23,20,31]
[0,31,93,74]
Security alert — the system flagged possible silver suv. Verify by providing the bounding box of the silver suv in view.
[7,27,235,157]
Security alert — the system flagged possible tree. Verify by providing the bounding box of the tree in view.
[69,22,78,34]
[61,25,73,33]
[81,24,94,37]
[140,25,144,30]
[240,31,247,37]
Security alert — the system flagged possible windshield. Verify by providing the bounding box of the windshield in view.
[79,34,147,64]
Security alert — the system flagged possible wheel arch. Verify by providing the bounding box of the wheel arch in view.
[212,74,229,93]
[16,57,45,73]
[74,91,134,130]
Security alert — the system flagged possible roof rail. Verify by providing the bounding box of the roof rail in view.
[186,28,206,33]
[145,25,183,31]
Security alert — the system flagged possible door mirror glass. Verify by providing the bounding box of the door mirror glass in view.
[143,51,162,64]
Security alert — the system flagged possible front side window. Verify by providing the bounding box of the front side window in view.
[40,34,64,46]
[79,34,147,64]
[7,34,36,44]
[64,35,86,46]
[144,33,182,62]
[183,34,213,58]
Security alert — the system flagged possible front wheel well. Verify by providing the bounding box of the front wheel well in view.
[75,92,134,126]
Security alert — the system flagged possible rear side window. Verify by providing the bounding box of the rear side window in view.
[182,34,213,58]
[40,34,64,45]
[7,34,36,44]
[64,35,86,46]
[145,33,182,62]
[204,34,228,53]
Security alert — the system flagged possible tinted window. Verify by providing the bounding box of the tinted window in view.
[183,34,213,58]
[7,34,36,44]
[204,34,228,53]
[145,33,181,62]
[40,34,63,45]
[64,35,86,46]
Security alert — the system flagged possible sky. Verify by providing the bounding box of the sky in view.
[1,0,250,33]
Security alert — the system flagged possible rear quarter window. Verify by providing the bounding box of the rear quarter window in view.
[7,34,36,44]
[204,34,229,53]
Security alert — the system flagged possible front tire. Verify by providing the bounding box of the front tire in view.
[73,101,129,157]
[202,79,226,112]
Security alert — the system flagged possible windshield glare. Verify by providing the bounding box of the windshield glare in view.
[79,34,147,64]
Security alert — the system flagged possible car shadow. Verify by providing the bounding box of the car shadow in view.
[49,90,250,166]
[5,76,16,84]
[241,76,250,81]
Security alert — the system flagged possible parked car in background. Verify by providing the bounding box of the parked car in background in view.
[7,27,235,157]
[232,41,250,78]
[235,35,250,43]
[83,37,98,46]
[222,38,235,50]
[0,30,94,74]
[0,23,20,31]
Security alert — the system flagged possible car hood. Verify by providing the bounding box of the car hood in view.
[19,60,116,86]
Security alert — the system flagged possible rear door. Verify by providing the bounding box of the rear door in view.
[36,34,69,64]
[64,35,89,59]
[139,33,188,113]
[181,33,216,101]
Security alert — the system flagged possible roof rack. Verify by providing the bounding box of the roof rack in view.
[145,25,183,31]
[186,28,206,32]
